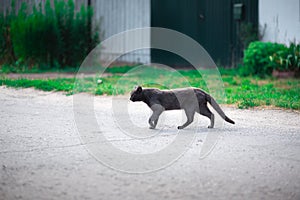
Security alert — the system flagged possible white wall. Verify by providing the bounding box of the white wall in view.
[259,0,300,44]
[93,0,151,64]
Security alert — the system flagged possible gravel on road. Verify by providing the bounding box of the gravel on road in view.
[0,86,299,200]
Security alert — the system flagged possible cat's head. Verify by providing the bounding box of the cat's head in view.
[130,86,143,102]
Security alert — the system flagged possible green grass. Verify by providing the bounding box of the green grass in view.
[0,67,299,109]
[0,78,75,94]
[0,64,138,74]
[0,64,78,74]
[223,76,300,109]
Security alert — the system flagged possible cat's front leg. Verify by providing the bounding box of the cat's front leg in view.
[149,104,164,129]
[178,109,195,129]
[148,117,155,129]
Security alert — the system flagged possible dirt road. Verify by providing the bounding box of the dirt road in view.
[0,86,299,200]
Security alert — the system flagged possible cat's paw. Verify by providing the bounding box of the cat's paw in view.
[207,125,213,128]
[149,126,155,129]
[177,126,183,129]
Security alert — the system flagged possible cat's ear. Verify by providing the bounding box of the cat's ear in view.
[136,86,142,93]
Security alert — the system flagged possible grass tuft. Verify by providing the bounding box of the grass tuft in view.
[1,67,300,110]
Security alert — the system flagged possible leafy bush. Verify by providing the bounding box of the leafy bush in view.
[269,43,300,71]
[0,0,17,64]
[1,0,100,69]
[241,41,286,77]
[11,2,61,68]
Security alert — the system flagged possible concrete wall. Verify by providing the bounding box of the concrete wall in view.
[93,0,150,64]
[259,0,300,44]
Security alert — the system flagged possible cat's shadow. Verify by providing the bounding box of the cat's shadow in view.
[151,125,238,136]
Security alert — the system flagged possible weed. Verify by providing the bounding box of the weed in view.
[1,67,299,110]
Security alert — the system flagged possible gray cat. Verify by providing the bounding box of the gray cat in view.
[130,86,235,129]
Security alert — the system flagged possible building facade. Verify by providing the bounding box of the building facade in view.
[2,0,298,66]
[259,0,300,45]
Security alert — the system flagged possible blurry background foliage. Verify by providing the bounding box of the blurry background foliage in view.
[241,41,300,77]
[269,43,300,72]
[0,0,100,70]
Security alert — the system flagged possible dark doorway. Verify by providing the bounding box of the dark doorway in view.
[151,0,258,68]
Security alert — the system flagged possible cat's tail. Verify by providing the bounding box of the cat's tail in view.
[205,94,235,124]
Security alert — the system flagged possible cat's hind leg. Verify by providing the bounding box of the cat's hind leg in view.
[199,103,214,128]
